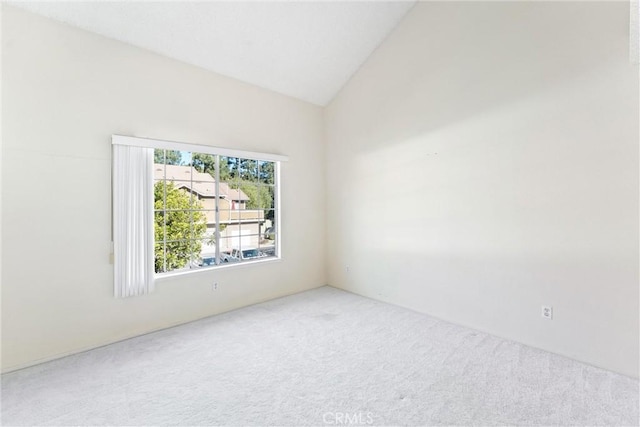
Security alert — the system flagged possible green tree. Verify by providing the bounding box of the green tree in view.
[192,155,274,185]
[239,183,273,210]
[192,153,215,175]
[222,156,238,180]
[154,182,207,272]
[189,154,275,220]
[258,161,275,184]
[192,153,233,180]
[238,158,257,181]
[154,149,182,165]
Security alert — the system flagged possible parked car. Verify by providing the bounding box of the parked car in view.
[261,247,276,257]
[220,251,239,263]
[195,253,217,267]
[221,248,267,263]
[201,256,216,266]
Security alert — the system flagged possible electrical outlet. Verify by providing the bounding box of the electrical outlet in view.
[345,265,350,273]
[541,305,553,320]
[211,282,218,291]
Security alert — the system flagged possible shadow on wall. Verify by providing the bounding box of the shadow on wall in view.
[326,1,639,376]
[328,1,631,155]
[342,49,638,261]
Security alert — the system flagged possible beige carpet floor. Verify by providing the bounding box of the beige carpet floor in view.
[2,286,638,426]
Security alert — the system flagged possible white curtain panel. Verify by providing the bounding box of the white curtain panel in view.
[112,144,155,297]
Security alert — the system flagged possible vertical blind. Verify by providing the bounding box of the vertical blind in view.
[112,144,155,297]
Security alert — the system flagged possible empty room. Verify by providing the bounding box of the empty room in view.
[1,1,639,426]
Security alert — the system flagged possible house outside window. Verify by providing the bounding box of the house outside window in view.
[112,135,286,297]
[154,149,279,275]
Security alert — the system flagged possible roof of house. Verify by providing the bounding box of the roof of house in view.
[154,164,249,201]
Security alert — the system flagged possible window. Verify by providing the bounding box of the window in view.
[154,150,279,274]
[112,135,285,296]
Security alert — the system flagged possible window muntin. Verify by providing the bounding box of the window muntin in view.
[154,149,279,275]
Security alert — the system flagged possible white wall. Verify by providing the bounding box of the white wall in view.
[3,2,639,379]
[325,2,639,377]
[1,5,325,372]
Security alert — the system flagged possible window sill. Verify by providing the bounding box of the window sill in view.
[154,257,282,281]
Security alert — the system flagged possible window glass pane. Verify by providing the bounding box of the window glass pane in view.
[258,161,275,185]
[187,239,202,270]
[156,238,200,273]
[243,232,263,255]
[198,255,218,267]
[220,156,239,181]
[154,149,183,166]
[259,234,277,259]
[219,235,265,262]
[239,243,263,261]
[153,163,166,181]
[238,158,258,182]
[153,150,279,275]
[191,238,218,268]
[263,209,276,227]
[200,231,217,256]
[154,208,167,242]
[225,224,260,252]
[229,181,248,210]
[253,184,266,211]
[200,209,217,236]
[219,237,239,264]
[218,236,233,254]
[188,208,209,241]
[190,153,216,176]
[264,186,276,210]
[186,179,216,200]
[261,209,277,258]
[239,183,260,209]
[154,242,166,274]
[163,168,194,184]
[218,208,232,224]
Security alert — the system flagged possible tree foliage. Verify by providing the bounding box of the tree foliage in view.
[189,154,274,215]
[154,149,182,165]
[153,151,277,271]
[191,153,217,176]
[237,184,265,209]
[238,183,275,221]
[154,182,207,273]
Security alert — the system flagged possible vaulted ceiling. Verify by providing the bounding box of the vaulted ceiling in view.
[11,1,416,106]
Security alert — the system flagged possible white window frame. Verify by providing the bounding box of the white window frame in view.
[112,135,286,280]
